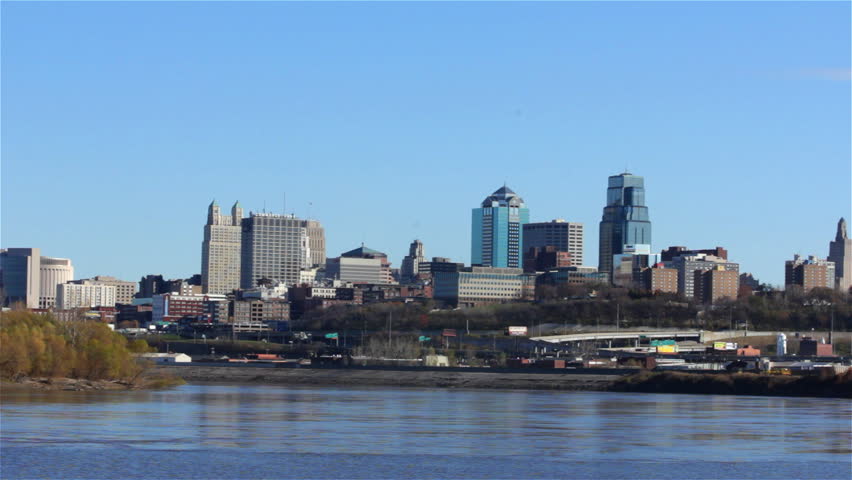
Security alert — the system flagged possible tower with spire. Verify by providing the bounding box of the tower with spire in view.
[201,200,243,294]
[471,185,529,268]
[828,217,852,292]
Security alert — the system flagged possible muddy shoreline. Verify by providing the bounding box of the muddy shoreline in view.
[151,365,620,391]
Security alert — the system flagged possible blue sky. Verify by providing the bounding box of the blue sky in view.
[2,2,849,287]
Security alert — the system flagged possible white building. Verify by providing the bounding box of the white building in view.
[39,256,74,308]
[57,283,117,309]
[74,276,136,305]
[138,353,192,364]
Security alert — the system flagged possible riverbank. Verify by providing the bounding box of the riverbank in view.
[151,365,619,391]
[2,372,185,391]
[612,370,852,398]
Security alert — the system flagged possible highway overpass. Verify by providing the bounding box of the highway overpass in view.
[531,330,705,344]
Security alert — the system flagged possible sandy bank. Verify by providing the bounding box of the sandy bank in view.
[152,365,621,391]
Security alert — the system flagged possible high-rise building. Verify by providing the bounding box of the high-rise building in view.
[694,266,738,304]
[301,219,326,268]
[666,253,739,299]
[240,213,311,289]
[0,249,74,309]
[38,256,74,308]
[471,185,529,268]
[598,173,651,282]
[201,200,243,295]
[638,264,678,294]
[73,276,136,305]
[522,220,584,266]
[785,255,835,292]
[827,218,852,292]
[57,283,117,309]
[0,248,42,308]
[400,240,425,283]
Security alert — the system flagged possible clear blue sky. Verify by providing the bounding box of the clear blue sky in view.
[2,2,850,287]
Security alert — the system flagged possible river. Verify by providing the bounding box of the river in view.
[2,383,849,479]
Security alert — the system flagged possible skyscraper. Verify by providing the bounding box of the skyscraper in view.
[201,200,243,295]
[828,217,852,292]
[240,213,311,289]
[1,248,42,308]
[598,172,652,282]
[400,239,425,283]
[472,185,529,268]
[522,220,584,266]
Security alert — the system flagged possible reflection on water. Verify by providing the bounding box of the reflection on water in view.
[2,384,850,479]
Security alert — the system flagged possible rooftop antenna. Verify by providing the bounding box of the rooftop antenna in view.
[263,199,266,213]
[283,192,286,216]
[308,201,313,220]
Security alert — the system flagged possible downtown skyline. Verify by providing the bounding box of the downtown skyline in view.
[2,2,849,286]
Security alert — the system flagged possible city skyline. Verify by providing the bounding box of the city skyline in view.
[2,2,849,286]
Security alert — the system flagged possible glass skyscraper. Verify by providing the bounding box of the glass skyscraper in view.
[471,185,530,268]
[598,173,652,281]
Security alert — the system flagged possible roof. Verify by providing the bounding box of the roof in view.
[341,245,387,258]
[481,184,525,208]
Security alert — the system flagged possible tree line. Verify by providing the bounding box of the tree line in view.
[0,311,152,381]
[293,284,852,333]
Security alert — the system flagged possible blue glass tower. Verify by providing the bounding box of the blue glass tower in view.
[598,173,652,281]
[471,186,530,268]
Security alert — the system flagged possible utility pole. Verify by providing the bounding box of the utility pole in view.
[616,304,620,332]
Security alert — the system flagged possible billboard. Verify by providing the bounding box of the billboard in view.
[507,326,528,336]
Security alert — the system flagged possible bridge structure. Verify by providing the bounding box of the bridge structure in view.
[531,330,705,345]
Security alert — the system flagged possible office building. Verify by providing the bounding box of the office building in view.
[151,293,228,324]
[75,276,136,305]
[433,266,524,308]
[1,248,41,308]
[827,218,851,292]
[400,240,425,283]
[326,245,392,284]
[611,244,658,289]
[240,213,312,289]
[661,246,727,262]
[536,266,606,290]
[201,200,243,295]
[522,220,583,266]
[694,266,738,304]
[38,256,74,308]
[785,255,835,292]
[419,257,464,277]
[233,299,290,324]
[57,283,117,309]
[302,219,326,268]
[471,185,529,268]
[1,248,75,309]
[598,173,652,282]
[523,246,572,273]
[667,253,739,299]
[638,264,678,294]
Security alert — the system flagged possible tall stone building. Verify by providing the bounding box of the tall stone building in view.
[201,200,243,295]
[828,217,852,292]
[598,172,652,282]
[240,213,311,289]
[400,239,425,283]
[301,219,326,268]
[471,185,529,268]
